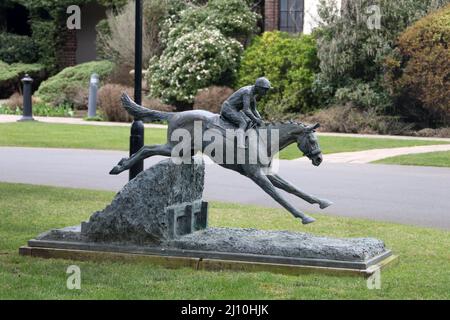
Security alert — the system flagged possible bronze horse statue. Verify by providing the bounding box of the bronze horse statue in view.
[110,94,332,225]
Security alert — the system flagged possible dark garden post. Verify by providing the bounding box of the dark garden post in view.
[129,0,145,181]
[18,74,34,122]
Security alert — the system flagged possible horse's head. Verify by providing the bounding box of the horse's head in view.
[297,123,322,166]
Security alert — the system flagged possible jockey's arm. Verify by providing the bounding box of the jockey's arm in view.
[251,104,262,119]
[242,93,259,123]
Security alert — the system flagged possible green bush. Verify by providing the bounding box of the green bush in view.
[0,61,46,99]
[148,27,242,108]
[95,19,111,60]
[302,104,413,135]
[314,0,448,110]
[147,0,258,109]
[98,0,128,9]
[0,61,45,82]
[384,4,450,126]
[334,81,392,111]
[31,20,58,72]
[162,0,259,44]
[237,31,319,117]
[206,0,259,37]
[36,60,115,107]
[0,32,39,64]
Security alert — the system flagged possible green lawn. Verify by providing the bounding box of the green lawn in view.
[0,122,448,160]
[279,136,449,159]
[0,122,167,151]
[374,151,450,168]
[0,182,449,299]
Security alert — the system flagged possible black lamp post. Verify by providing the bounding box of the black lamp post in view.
[129,0,144,181]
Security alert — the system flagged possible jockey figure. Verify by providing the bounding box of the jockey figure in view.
[220,77,271,148]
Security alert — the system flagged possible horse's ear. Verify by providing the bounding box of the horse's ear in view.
[306,123,320,131]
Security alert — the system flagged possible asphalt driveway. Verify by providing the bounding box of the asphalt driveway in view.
[1,147,449,229]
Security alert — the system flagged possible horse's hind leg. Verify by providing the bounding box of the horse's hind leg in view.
[109,144,172,175]
[267,174,333,209]
[245,169,316,224]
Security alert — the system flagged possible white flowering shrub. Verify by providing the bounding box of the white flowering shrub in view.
[161,0,258,44]
[148,27,243,106]
[206,0,259,37]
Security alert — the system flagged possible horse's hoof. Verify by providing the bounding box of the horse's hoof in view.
[109,166,122,175]
[302,216,316,225]
[319,199,333,209]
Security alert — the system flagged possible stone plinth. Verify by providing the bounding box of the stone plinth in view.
[81,157,206,244]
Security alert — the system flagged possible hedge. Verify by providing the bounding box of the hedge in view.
[35,60,115,107]
[148,27,242,108]
[0,61,46,99]
[0,32,39,64]
[384,4,450,126]
[237,31,319,117]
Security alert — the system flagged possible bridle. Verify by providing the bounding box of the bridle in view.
[300,131,322,159]
[304,147,322,159]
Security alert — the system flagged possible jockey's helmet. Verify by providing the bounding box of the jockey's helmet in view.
[255,77,271,89]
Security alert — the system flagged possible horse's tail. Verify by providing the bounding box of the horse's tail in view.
[121,93,174,122]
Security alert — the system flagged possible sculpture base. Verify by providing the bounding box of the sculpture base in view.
[19,226,397,277]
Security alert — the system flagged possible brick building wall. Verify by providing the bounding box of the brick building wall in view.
[57,29,77,69]
[56,2,105,68]
[264,0,279,31]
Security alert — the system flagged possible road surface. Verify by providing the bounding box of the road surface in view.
[1,147,449,230]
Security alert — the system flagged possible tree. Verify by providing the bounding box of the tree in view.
[384,4,450,126]
[314,0,448,111]
[147,0,259,109]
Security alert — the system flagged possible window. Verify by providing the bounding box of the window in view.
[279,0,304,33]
[3,4,32,36]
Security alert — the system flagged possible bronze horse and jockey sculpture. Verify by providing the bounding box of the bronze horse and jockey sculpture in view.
[110,78,332,225]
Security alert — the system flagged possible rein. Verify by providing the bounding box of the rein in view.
[304,148,322,158]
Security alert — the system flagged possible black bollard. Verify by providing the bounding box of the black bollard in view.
[18,74,35,122]
[129,120,144,180]
[129,0,145,181]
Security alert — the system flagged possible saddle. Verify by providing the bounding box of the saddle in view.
[206,114,256,132]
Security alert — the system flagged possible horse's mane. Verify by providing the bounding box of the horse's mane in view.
[263,120,307,128]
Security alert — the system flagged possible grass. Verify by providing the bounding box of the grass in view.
[0,182,449,299]
[0,122,448,160]
[374,151,450,168]
[0,122,167,151]
[280,136,450,159]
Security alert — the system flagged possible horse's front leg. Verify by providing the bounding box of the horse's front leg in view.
[109,144,172,175]
[244,168,316,224]
[267,174,333,209]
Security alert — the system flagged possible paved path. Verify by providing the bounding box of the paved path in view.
[2,114,450,141]
[317,132,450,142]
[2,115,450,164]
[1,147,449,230]
[0,115,167,129]
[295,144,450,164]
